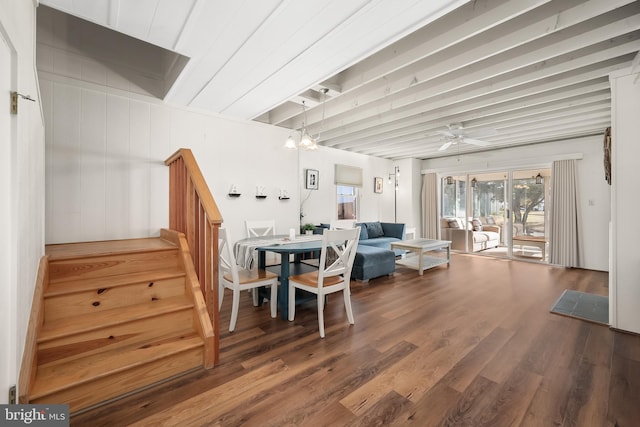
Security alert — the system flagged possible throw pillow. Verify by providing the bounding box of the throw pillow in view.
[484,216,496,225]
[366,222,384,238]
[471,218,483,231]
[356,223,369,240]
[447,219,460,229]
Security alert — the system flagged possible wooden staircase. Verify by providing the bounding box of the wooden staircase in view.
[23,235,215,413]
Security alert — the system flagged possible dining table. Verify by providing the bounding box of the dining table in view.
[234,234,324,320]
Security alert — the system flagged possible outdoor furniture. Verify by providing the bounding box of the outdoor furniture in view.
[512,235,547,259]
[440,217,500,252]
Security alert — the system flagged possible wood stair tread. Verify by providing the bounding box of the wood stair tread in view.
[45,237,177,261]
[45,267,186,295]
[39,295,194,343]
[30,330,203,400]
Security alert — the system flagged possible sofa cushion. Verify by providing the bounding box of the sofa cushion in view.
[484,216,496,225]
[365,221,384,238]
[471,218,483,231]
[472,231,499,243]
[352,245,395,281]
[447,218,461,229]
[359,236,401,248]
[356,224,369,240]
[380,222,406,240]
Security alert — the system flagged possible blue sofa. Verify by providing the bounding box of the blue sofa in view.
[316,222,405,282]
[356,222,406,255]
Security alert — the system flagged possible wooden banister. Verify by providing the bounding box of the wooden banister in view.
[161,229,216,368]
[165,148,222,363]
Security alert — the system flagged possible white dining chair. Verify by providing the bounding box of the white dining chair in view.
[218,228,278,332]
[245,219,279,270]
[245,220,276,238]
[329,219,356,230]
[288,227,360,338]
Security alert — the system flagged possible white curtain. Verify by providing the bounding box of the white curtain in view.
[421,173,439,239]
[549,159,580,267]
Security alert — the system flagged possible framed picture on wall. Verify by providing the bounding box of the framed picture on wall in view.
[305,169,319,190]
[374,177,383,193]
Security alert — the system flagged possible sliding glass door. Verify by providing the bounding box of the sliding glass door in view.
[441,176,469,251]
[511,169,550,262]
[441,168,550,263]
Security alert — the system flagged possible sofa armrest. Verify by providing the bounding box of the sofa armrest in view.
[380,222,405,239]
[442,228,472,251]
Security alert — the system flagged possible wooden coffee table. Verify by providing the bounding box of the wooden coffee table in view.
[512,235,547,259]
[390,239,451,275]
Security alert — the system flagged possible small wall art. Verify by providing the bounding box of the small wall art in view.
[305,169,319,190]
[374,177,383,193]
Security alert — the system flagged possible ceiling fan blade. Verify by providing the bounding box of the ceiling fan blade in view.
[436,130,455,138]
[438,141,453,151]
[462,137,490,147]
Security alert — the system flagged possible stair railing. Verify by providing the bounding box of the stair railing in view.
[165,148,222,333]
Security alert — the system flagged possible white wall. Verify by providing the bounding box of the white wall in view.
[422,136,611,271]
[37,12,402,244]
[39,73,303,245]
[38,76,404,244]
[299,147,394,226]
[609,68,640,334]
[0,0,46,403]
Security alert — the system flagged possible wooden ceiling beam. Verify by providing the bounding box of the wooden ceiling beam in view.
[312,31,639,143]
[336,102,610,154]
[325,54,629,149]
[292,0,638,130]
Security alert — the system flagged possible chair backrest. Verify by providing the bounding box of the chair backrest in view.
[329,219,356,230]
[218,228,240,284]
[317,227,360,286]
[245,220,276,238]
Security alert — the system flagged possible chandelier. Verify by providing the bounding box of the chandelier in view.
[284,89,328,151]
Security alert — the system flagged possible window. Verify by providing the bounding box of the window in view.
[337,185,357,220]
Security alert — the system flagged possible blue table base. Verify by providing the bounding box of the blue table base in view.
[257,244,322,320]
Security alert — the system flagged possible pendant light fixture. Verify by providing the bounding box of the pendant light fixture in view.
[284,89,328,151]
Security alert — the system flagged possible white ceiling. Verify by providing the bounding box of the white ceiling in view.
[39,0,639,160]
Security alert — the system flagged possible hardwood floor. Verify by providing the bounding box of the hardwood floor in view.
[71,254,640,426]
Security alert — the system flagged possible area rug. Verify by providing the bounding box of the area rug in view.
[550,289,609,325]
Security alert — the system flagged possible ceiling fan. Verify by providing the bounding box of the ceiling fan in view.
[437,123,495,152]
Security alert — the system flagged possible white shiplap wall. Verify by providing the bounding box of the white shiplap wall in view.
[38,72,398,245]
[40,73,303,244]
[1,0,46,404]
